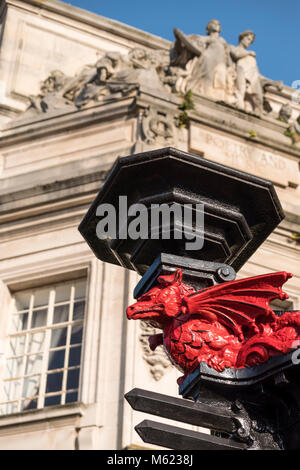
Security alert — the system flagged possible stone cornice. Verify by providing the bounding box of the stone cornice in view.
[0,95,137,146]
[5,103,299,162]
[0,401,83,432]
[1,90,300,160]
[188,94,300,159]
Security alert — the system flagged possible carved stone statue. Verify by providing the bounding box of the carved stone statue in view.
[279,102,293,122]
[20,19,288,122]
[23,70,74,116]
[63,47,169,108]
[64,51,127,107]
[188,20,232,101]
[230,31,261,112]
[170,20,232,101]
[230,31,284,114]
[21,47,169,116]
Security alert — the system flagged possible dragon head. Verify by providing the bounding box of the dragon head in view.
[126,269,192,328]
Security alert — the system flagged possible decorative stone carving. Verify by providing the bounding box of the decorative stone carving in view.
[22,47,169,116]
[171,24,283,115]
[230,31,262,112]
[288,115,300,143]
[20,19,287,119]
[71,49,169,107]
[278,104,300,144]
[141,106,177,145]
[23,70,75,116]
[294,115,300,135]
[139,320,171,381]
[171,20,232,102]
[279,102,293,123]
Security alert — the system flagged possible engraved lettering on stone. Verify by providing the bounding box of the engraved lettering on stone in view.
[190,126,299,187]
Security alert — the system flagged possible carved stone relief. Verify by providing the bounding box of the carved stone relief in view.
[141,107,177,145]
[170,24,283,115]
[21,47,169,117]
[279,103,293,123]
[24,70,75,116]
[19,19,293,123]
[139,320,171,381]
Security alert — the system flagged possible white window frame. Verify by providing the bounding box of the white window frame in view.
[0,258,102,421]
[1,277,86,414]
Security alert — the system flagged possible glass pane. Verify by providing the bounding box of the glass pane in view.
[25,354,43,375]
[22,375,40,398]
[67,368,80,390]
[33,289,49,308]
[72,301,85,321]
[66,391,78,404]
[55,284,71,304]
[31,308,47,329]
[3,380,21,401]
[22,398,37,411]
[70,324,83,345]
[27,331,45,354]
[53,304,69,324]
[46,372,63,393]
[68,346,82,367]
[9,335,26,356]
[50,328,67,349]
[14,292,31,311]
[11,313,28,333]
[44,394,61,407]
[5,357,23,379]
[74,280,86,300]
[48,349,65,370]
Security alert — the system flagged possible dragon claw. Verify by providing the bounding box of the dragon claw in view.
[206,356,231,372]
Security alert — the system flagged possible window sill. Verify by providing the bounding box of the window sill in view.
[0,402,84,429]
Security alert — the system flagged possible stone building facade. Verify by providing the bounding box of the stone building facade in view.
[0,0,299,449]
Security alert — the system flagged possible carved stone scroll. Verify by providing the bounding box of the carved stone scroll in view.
[139,321,171,381]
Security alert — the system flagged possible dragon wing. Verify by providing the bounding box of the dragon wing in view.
[183,272,292,340]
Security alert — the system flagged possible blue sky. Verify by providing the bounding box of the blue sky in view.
[67,0,299,87]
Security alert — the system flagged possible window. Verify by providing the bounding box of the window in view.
[0,278,86,415]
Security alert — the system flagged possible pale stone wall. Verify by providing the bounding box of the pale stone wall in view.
[0,0,299,450]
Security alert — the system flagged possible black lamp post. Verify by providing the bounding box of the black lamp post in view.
[79,147,300,450]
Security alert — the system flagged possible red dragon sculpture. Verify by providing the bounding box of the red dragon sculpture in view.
[126,269,300,384]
